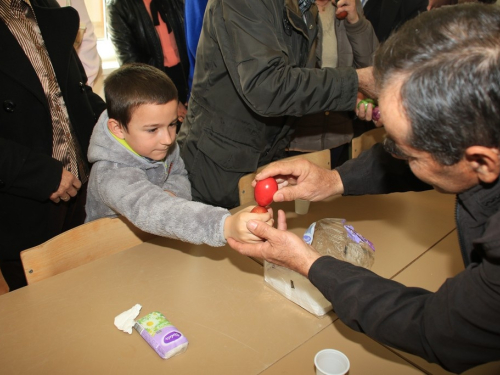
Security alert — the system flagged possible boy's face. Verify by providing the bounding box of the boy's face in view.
[109,100,178,161]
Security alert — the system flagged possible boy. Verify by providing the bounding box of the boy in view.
[86,63,271,246]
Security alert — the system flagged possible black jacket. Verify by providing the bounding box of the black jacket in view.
[0,0,106,261]
[308,144,500,373]
[364,0,428,42]
[106,0,189,98]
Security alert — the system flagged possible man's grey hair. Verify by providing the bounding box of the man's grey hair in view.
[375,3,500,165]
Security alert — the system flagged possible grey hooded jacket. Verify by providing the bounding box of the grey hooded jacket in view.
[86,111,230,247]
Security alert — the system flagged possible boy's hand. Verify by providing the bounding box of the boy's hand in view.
[228,210,321,276]
[224,206,273,244]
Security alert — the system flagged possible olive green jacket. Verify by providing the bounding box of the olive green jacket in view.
[177,0,359,208]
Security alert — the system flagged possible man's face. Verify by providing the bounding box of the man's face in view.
[122,101,178,161]
[379,78,478,194]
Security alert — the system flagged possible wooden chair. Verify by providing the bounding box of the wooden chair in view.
[351,127,386,159]
[238,149,331,206]
[0,270,9,295]
[20,216,155,285]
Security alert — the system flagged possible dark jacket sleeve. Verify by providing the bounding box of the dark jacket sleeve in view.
[336,143,431,195]
[213,0,358,117]
[308,247,500,373]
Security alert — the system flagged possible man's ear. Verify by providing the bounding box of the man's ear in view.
[465,146,500,184]
[107,118,126,139]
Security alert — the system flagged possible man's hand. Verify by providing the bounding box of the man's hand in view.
[253,159,345,203]
[49,169,81,203]
[227,210,321,277]
[177,101,187,123]
[334,0,359,24]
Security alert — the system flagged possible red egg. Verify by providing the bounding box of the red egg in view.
[336,11,348,20]
[251,206,268,214]
[254,177,278,207]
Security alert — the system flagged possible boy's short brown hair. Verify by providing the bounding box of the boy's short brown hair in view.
[104,63,178,131]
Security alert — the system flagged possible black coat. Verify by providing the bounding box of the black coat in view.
[310,144,500,372]
[106,0,189,100]
[0,0,106,261]
[364,0,428,42]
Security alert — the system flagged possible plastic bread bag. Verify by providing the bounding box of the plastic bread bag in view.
[305,218,375,269]
[264,219,375,316]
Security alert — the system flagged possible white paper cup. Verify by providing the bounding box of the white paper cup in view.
[294,199,311,215]
[314,349,350,375]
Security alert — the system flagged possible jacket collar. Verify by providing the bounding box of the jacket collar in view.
[284,0,317,41]
[458,177,500,224]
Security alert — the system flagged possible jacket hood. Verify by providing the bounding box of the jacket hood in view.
[88,110,170,170]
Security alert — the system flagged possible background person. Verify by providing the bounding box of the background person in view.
[287,0,378,167]
[106,0,190,127]
[184,0,208,92]
[56,0,103,88]
[228,4,500,372]
[0,0,106,290]
[177,0,377,210]
[362,0,427,42]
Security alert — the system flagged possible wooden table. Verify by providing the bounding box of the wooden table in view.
[0,190,459,374]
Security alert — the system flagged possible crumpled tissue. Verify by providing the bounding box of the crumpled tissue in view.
[114,303,142,334]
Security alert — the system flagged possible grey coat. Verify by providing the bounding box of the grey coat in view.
[177,0,359,208]
[86,111,230,247]
[289,0,379,152]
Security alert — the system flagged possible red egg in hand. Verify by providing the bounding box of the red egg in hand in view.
[251,206,268,214]
[336,11,348,20]
[254,177,278,207]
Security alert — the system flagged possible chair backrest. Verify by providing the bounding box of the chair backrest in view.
[351,127,386,159]
[20,216,155,284]
[238,149,331,206]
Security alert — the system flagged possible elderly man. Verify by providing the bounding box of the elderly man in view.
[229,4,500,373]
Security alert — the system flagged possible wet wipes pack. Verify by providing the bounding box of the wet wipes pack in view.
[114,305,188,359]
[134,311,188,359]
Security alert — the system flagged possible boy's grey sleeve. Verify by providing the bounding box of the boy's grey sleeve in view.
[97,165,229,247]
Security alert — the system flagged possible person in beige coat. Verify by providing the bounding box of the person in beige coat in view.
[287,0,378,166]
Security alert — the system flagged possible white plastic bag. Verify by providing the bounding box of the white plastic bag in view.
[265,219,375,316]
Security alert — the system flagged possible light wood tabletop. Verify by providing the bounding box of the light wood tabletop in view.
[0,190,459,374]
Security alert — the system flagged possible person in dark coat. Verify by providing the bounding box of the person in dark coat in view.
[107,0,190,127]
[362,0,428,42]
[177,0,377,209]
[0,0,106,290]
